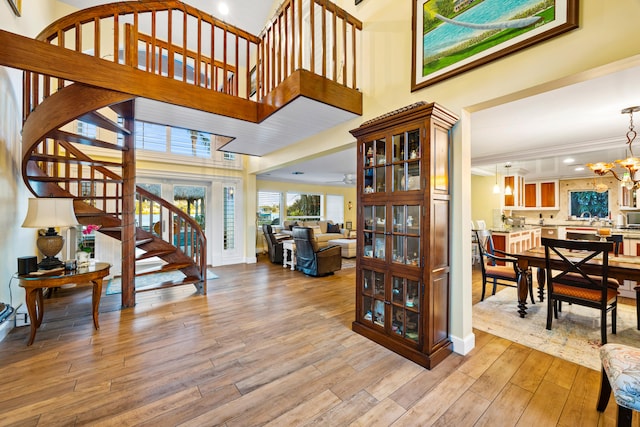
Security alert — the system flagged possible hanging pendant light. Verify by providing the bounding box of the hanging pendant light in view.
[493,164,500,194]
[504,163,513,195]
[587,106,640,190]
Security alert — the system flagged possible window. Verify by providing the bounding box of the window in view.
[223,152,236,161]
[224,187,235,249]
[287,193,321,221]
[326,194,344,224]
[569,190,609,218]
[170,128,211,158]
[135,121,167,151]
[258,191,281,226]
[76,121,97,138]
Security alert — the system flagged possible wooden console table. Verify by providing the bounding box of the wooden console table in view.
[18,262,111,345]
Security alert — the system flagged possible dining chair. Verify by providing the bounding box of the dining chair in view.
[541,237,618,344]
[475,229,534,302]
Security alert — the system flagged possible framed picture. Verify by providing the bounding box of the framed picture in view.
[249,66,257,97]
[411,0,578,91]
[346,221,353,230]
[6,0,21,16]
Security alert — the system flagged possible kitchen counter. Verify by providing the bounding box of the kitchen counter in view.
[489,225,541,233]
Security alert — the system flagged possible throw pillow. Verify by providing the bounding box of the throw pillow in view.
[327,223,340,233]
[288,221,299,231]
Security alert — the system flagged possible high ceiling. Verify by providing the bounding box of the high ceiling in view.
[58,1,640,188]
[470,61,640,181]
[60,0,273,34]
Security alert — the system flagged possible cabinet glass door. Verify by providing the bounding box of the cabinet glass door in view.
[392,205,420,265]
[362,269,386,327]
[363,205,386,259]
[392,129,421,192]
[363,138,386,194]
[391,276,421,342]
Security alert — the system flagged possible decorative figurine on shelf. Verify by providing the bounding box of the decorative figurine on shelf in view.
[410,149,418,159]
[407,215,413,227]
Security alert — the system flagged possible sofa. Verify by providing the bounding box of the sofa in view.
[280,220,348,248]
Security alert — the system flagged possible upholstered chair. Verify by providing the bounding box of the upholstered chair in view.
[262,224,284,264]
[292,226,341,276]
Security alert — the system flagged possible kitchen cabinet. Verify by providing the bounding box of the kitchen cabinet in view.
[350,101,458,369]
[524,180,559,209]
[619,187,640,209]
[504,174,525,208]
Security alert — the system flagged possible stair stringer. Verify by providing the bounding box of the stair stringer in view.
[21,82,207,297]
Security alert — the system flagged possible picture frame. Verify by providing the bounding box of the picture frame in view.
[6,0,21,16]
[411,0,578,91]
[345,221,353,230]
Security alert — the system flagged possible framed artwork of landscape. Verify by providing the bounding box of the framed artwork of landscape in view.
[411,0,578,91]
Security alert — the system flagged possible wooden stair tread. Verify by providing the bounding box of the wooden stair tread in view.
[77,111,132,135]
[135,263,192,277]
[48,129,127,151]
[135,277,203,293]
[136,249,175,260]
[27,153,122,168]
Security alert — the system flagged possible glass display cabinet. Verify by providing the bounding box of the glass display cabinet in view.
[350,102,458,369]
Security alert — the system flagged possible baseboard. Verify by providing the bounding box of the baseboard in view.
[450,331,475,356]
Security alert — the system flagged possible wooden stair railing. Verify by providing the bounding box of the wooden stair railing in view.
[21,84,207,300]
[15,0,362,304]
[23,0,361,121]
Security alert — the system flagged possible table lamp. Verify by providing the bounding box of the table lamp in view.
[21,198,78,270]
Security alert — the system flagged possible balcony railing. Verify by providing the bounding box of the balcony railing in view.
[24,0,362,122]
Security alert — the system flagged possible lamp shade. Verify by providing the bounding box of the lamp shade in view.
[22,198,78,229]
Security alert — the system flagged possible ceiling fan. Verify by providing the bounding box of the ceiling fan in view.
[328,173,356,185]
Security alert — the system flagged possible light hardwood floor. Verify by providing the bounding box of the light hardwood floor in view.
[0,258,629,426]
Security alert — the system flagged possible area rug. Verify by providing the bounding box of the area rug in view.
[106,268,218,295]
[342,258,356,269]
[473,287,640,371]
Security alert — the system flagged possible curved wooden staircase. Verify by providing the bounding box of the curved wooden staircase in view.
[21,82,208,304]
[11,0,362,307]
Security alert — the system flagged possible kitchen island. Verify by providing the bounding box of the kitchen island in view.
[489,226,541,255]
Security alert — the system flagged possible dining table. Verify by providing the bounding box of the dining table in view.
[514,246,640,324]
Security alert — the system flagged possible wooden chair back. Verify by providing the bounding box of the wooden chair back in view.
[541,237,618,344]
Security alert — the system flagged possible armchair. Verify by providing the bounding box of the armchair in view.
[292,227,342,276]
[262,224,284,264]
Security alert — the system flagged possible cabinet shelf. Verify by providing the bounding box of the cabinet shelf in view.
[350,102,458,369]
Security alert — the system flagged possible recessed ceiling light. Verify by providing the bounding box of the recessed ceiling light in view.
[563,158,575,164]
[574,166,584,171]
[218,2,229,16]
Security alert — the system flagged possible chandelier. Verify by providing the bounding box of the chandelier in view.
[587,106,640,190]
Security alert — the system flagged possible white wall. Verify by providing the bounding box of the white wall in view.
[249,0,640,355]
[0,0,76,308]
